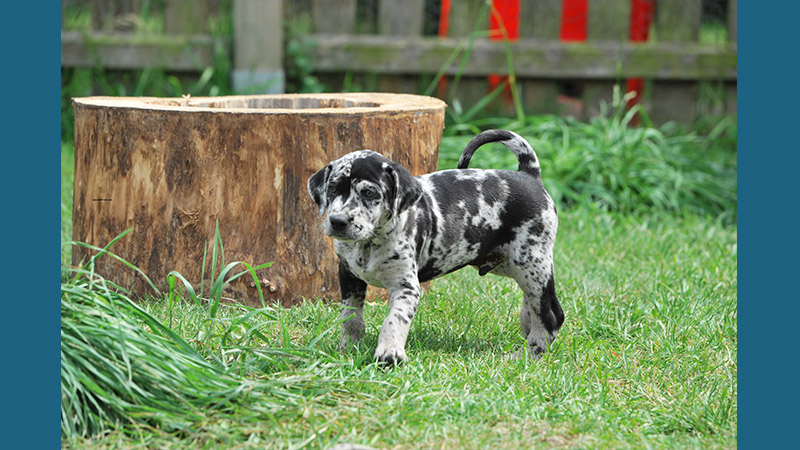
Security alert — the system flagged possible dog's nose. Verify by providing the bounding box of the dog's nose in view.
[328,214,350,231]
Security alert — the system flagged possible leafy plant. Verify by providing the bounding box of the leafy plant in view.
[438,86,737,223]
[283,13,328,93]
[165,221,275,366]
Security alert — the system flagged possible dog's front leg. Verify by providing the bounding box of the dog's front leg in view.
[338,261,367,349]
[374,276,421,366]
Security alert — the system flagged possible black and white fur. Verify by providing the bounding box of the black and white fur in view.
[308,130,564,365]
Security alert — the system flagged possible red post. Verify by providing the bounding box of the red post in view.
[626,0,654,121]
[556,0,588,116]
[560,0,588,42]
[437,0,451,99]
[488,0,520,101]
[438,0,451,38]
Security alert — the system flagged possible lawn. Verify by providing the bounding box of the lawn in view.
[61,115,737,449]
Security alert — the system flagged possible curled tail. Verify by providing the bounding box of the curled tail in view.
[458,129,541,178]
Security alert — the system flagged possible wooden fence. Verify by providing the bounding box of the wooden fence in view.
[61,0,737,125]
[61,0,220,71]
[61,0,285,93]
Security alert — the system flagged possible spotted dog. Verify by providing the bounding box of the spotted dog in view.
[308,129,564,365]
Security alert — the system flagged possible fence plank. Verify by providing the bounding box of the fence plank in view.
[650,0,702,125]
[587,0,629,41]
[307,35,737,80]
[311,0,357,34]
[726,0,737,116]
[233,0,284,93]
[442,0,489,112]
[583,0,631,118]
[448,0,487,36]
[91,0,141,32]
[520,0,562,39]
[378,0,424,36]
[728,0,737,43]
[655,0,700,42]
[376,0,425,94]
[165,0,209,34]
[519,0,562,114]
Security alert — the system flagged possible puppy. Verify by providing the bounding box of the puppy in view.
[308,130,564,364]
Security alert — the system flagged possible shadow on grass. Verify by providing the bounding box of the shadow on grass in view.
[336,322,512,368]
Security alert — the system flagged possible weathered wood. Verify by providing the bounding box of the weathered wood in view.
[233,0,284,93]
[725,82,737,117]
[583,0,631,118]
[442,0,489,110]
[520,0,562,39]
[305,35,737,81]
[91,0,141,32]
[378,0,424,36]
[726,0,737,117]
[519,0,563,115]
[447,0,486,36]
[650,0,703,125]
[311,0,357,34]
[377,76,421,95]
[376,0,425,96]
[165,0,209,34]
[60,31,219,71]
[655,0,700,43]
[71,94,446,305]
[587,0,630,42]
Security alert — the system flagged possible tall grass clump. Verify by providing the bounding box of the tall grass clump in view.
[61,234,346,442]
[61,271,254,438]
[439,87,736,223]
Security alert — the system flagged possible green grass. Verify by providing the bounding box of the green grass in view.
[62,208,736,449]
[61,111,736,448]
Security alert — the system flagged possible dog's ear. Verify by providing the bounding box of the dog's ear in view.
[308,164,332,218]
[385,162,422,217]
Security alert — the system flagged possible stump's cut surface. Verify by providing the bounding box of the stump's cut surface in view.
[72,93,446,305]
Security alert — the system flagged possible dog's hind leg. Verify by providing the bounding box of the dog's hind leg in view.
[516,269,564,358]
[509,230,564,358]
[339,261,367,349]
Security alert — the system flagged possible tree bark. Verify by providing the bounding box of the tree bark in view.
[72,93,446,305]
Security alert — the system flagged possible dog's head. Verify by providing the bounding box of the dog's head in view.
[308,150,423,241]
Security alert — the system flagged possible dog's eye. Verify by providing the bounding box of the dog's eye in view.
[327,184,337,196]
[362,187,379,199]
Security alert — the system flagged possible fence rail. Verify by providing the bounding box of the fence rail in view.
[307,34,736,80]
[61,31,219,71]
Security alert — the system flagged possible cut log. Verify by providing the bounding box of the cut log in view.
[72,93,446,305]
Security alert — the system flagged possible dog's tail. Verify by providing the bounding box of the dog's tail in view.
[457,129,541,178]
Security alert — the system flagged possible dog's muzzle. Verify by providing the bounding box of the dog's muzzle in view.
[328,214,350,234]
[325,213,361,240]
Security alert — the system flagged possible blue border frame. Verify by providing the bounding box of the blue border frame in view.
[738,1,796,448]
[2,2,60,447]
[2,1,792,447]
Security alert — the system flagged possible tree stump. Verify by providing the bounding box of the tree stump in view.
[72,93,446,305]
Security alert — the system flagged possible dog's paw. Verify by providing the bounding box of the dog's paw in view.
[374,345,407,367]
[339,332,363,351]
[504,346,544,362]
[339,320,365,351]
